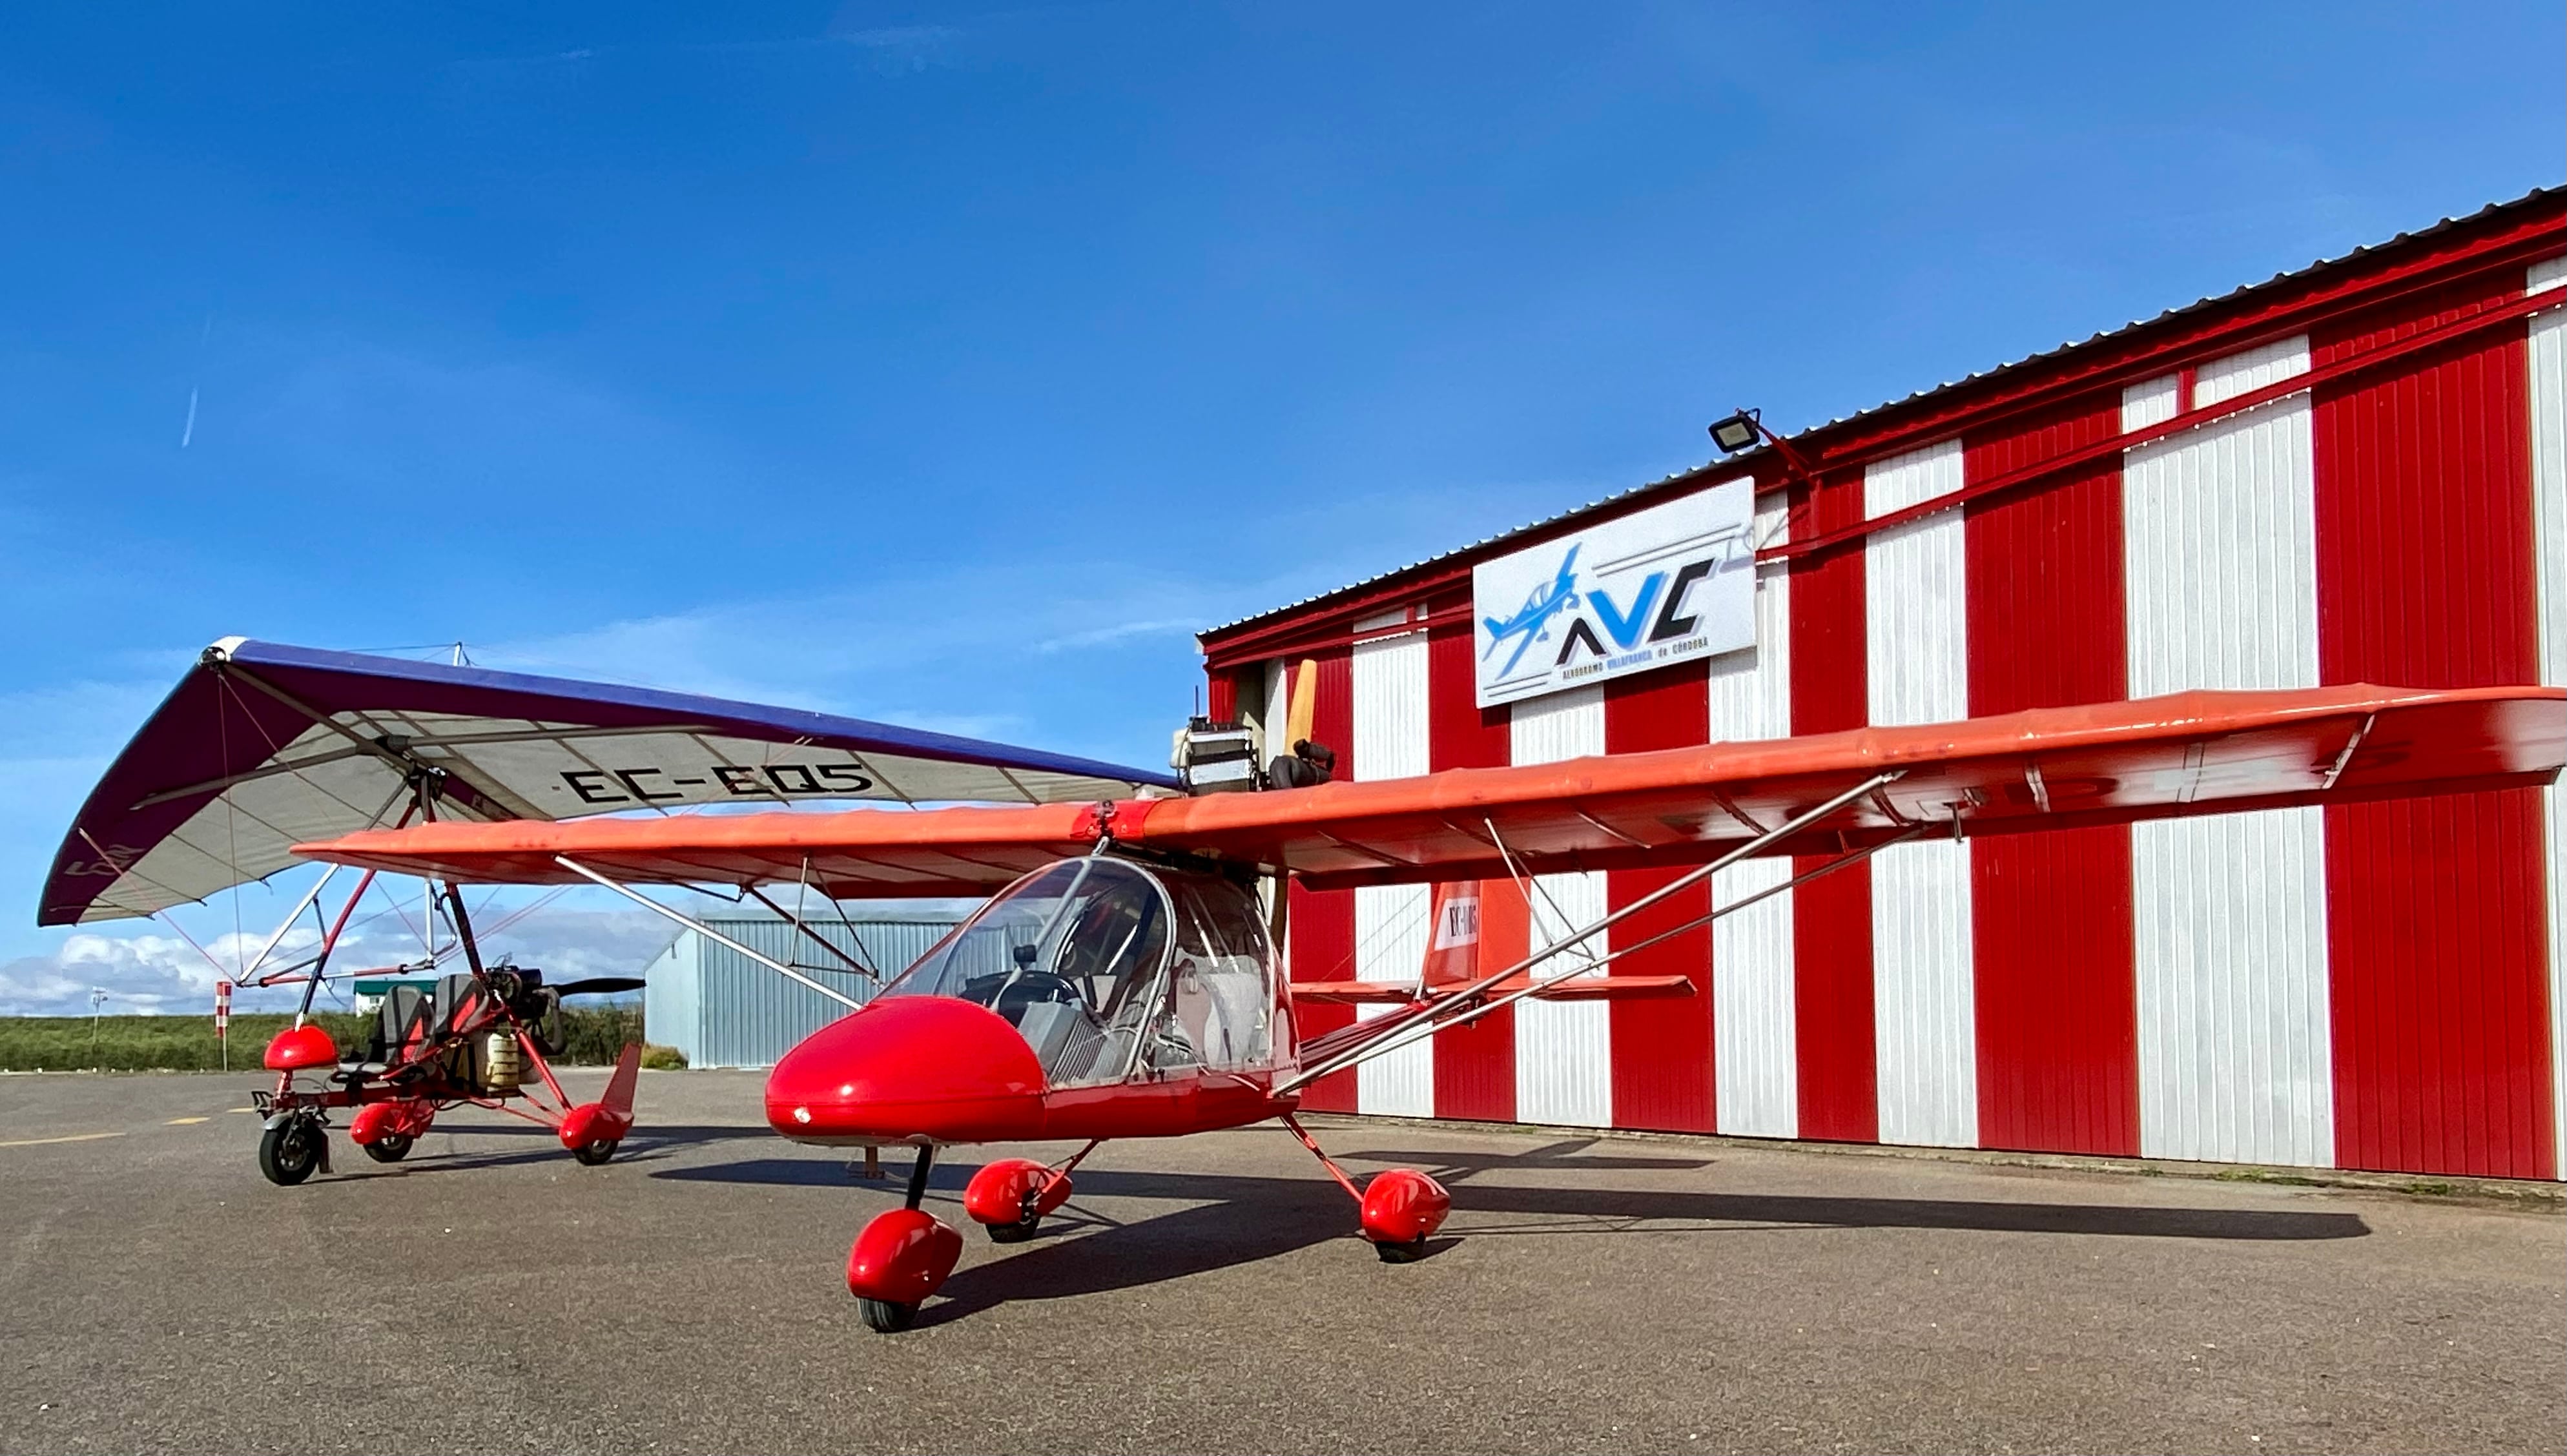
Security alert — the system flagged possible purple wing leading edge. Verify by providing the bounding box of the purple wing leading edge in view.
[39,638,1178,925]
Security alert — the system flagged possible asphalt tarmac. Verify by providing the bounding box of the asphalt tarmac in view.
[0,1071,2557,1455]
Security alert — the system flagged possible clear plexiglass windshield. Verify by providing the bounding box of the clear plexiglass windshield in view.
[879,857,1280,1087]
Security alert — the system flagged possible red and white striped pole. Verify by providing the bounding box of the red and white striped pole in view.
[214,980,232,1071]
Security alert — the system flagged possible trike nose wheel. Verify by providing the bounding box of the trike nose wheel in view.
[258,1118,325,1186]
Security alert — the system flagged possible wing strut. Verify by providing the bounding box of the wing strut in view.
[553,856,863,1010]
[1289,822,1926,1084]
[1278,769,1905,1094]
[743,882,883,985]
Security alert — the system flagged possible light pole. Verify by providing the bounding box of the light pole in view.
[89,987,107,1069]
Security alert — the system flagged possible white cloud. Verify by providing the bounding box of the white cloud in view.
[832,25,958,50]
[824,16,960,73]
[1,930,235,1016]
[0,905,681,1017]
[1034,618,1200,653]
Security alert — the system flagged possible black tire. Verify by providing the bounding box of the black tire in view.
[985,1215,1041,1244]
[858,1298,917,1333]
[360,1133,413,1164]
[258,1119,324,1186]
[1373,1236,1428,1264]
[572,1138,619,1166]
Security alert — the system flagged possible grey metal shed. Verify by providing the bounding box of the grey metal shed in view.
[641,902,974,1069]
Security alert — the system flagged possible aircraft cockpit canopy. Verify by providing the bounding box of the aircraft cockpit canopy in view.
[880,857,1282,1087]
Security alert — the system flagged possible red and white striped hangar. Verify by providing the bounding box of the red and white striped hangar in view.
[1196,188,2567,1182]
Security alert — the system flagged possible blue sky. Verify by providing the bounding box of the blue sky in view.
[2,2,2559,1012]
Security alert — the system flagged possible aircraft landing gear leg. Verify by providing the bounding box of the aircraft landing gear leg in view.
[1282,1113,1450,1263]
[847,1144,960,1334]
[903,1144,934,1210]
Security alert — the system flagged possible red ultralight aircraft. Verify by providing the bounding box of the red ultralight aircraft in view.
[293,669,2567,1333]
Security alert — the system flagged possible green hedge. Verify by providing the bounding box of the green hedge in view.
[0,1008,661,1073]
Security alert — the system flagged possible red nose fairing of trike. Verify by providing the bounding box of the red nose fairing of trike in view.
[766,996,1049,1145]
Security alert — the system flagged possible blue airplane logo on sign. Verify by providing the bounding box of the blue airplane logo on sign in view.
[1483,539,1729,688]
[1481,546,1583,677]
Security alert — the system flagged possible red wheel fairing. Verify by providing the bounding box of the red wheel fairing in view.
[558,1102,634,1152]
[962,1158,1073,1228]
[1358,1168,1451,1246]
[845,1207,963,1306]
[349,1099,435,1147]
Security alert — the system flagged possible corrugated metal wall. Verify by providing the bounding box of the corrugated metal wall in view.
[1353,615,1434,1117]
[1788,467,1883,1143]
[1964,394,2138,1158]
[1252,231,2567,1178]
[2313,271,2553,1178]
[1708,492,1799,1138]
[1863,440,1979,1149]
[646,914,964,1069]
[641,933,697,1063]
[1427,618,1520,1122]
[1289,651,1361,1112]
[2531,257,2567,1178]
[1605,668,1715,1132]
[2123,338,2335,1168]
[1510,688,1613,1127]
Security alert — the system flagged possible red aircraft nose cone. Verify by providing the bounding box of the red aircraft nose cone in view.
[765,996,1048,1146]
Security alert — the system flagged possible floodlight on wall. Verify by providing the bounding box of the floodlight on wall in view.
[1707,409,1764,455]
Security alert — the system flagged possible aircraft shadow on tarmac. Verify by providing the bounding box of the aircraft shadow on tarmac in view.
[325,1144,679,1178]
[310,1122,765,1180]
[655,1142,2370,1324]
[429,1121,771,1149]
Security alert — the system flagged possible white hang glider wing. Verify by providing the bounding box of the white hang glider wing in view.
[39,639,1179,925]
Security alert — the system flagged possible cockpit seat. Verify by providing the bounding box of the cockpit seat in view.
[429,972,485,1038]
[338,983,429,1078]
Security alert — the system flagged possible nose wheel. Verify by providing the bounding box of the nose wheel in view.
[258,1114,329,1186]
[846,1146,962,1333]
[858,1297,918,1333]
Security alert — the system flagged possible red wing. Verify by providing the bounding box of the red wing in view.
[296,684,2566,895]
[301,800,1105,898]
[1126,683,2561,889]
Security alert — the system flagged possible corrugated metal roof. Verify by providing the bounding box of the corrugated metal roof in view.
[1202,186,2561,644]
